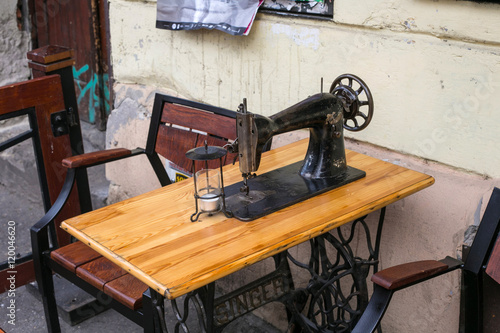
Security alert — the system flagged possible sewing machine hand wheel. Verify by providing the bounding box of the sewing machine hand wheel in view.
[330,74,374,131]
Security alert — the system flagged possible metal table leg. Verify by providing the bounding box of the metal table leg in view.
[144,288,169,333]
[284,208,386,332]
[165,208,386,333]
[169,252,294,332]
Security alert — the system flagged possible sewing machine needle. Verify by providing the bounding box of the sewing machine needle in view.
[241,174,250,195]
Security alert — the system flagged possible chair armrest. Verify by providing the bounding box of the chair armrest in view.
[62,148,145,169]
[353,257,463,333]
[31,168,76,235]
[29,169,77,299]
[372,257,463,291]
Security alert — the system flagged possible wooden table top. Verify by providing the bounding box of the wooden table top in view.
[61,139,434,299]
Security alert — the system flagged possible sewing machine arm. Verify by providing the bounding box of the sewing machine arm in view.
[233,92,346,180]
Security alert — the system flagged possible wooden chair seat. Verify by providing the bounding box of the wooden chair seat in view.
[104,274,149,310]
[51,241,147,310]
[76,257,128,290]
[50,241,102,273]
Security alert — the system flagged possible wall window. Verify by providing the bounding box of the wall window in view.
[260,0,333,19]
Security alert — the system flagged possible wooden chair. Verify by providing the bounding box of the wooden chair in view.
[350,187,500,333]
[31,93,240,332]
[0,47,92,292]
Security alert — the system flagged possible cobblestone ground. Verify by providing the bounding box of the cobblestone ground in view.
[0,283,283,333]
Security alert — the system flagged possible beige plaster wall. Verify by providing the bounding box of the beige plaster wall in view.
[344,139,500,332]
[106,0,500,331]
[335,0,500,44]
[109,0,500,179]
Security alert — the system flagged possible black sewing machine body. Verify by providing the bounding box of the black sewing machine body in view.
[226,74,374,221]
[237,92,348,180]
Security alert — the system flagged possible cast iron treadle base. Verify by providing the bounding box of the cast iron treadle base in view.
[225,161,366,221]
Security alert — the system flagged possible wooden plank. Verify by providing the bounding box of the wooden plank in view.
[62,148,132,169]
[486,236,500,284]
[161,103,236,141]
[371,260,448,290]
[28,58,75,74]
[155,125,196,173]
[26,45,74,64]
[0,260,35,293]
[157,102,237,174]
[156,124,237,174]
[0,75,64,114]
[62,140,434,299]
[50,241,102,274]
[76,257,127,290]
[104,274,148,310]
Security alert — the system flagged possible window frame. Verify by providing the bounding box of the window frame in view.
[259,0,333,20]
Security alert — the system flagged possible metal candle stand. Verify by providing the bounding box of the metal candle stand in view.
[186,142,232,222]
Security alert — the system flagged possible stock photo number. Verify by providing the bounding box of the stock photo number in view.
[6,220,17,326]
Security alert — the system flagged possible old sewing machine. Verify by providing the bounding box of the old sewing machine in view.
[224,74,374,221]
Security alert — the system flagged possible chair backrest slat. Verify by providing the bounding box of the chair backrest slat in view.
[463,187,500,275]
[153,96,238,175]
[486,235,500,284]
[156,125,198,173]
[161,103,236,140]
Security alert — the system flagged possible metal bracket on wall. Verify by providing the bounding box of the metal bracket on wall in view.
[50,107,78,137]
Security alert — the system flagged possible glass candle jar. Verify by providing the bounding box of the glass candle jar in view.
[195,169,221,212]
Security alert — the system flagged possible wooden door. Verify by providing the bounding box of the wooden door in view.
[29,0,112,130]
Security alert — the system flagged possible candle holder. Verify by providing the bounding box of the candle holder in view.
[186,142,232,222]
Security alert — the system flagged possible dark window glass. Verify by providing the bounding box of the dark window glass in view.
[260,0,333,18]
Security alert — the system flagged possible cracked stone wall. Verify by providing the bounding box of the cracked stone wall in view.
[0,0,31,87]
[104,84,180,204]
